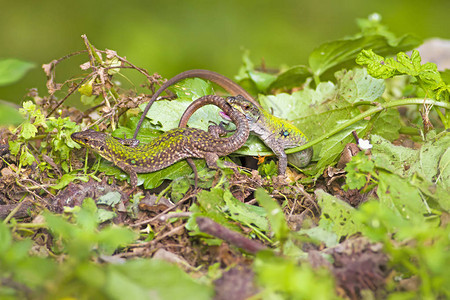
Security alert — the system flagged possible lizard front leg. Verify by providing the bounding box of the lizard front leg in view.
[271,146,288,175]
[121,165,139,188]
[186,120,234,186]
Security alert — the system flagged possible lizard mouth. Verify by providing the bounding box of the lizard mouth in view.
[219,111,231,121]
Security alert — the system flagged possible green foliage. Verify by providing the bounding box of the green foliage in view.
[356,49,450,100]
[356,201,450,299]
[344,151,375,190]
[104,260,213,300]
[254,251,336,300]
[0,222,57,297]
[0,58,35,86]
[257,159,278,177]
[2,14,449,300]
[255,188,289,244]
[187,187,240,240]
[0,103,23,126]
[8,101,45,168]
[138,78,219,132]
[44,116,80,172]
[223,189,269,232]
[44,198,137,258]
[187,186,270,243]
[315,128,448,298]
[336,68,385,103]
[0,200,212,299]
[18,100,46,139]
[371,108,402,140]
[8,100,80,178]
[316,189,362,240]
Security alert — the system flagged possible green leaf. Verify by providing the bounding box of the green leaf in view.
[355,200,407,242]
[258,159,278,177]
[0,222,12,254]
[255,188,289,243]
[254,251,335,299]
[141,98,223,132]
[170,177,191,202]
[247,70,277,92]
[336,68,385,103]
[75,198,98,231]
[418,132,450,184]
[344,151,374,190]
[113,116,162,142]
[19,147,36,167]
[268,65,312,91]
[8,140,20,156]
[357,50,449,100]
[0,58,35,86]
[232,135,271,156]
[260,82,336,121]
[410,176,450,212]
[44,199,137,258]
[138,78,219,132]
[297,226,338,248]
[106,259,213,300]
[0,103,23,126]
[377,171,427,223]
[355,13,397,42]
[20,121,38,139]
[371,108,401,141]
[50,173,89,190]
[315,121,367,174]
[78,81,93,96]
[97,226,137,254]
[438,147,450,191]
[316,189,361,239]
[139,159,206,189]
[96,209,117,223]
[309,34,421,79]
[223,189,269,232]
[171,77,215,100]
[97,157,207,189]
[193,188,240,232]
[97,191,122,206]
[371,135,419,178]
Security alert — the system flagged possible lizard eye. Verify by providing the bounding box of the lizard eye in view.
[99,146,105,151]
[281,130,290,137]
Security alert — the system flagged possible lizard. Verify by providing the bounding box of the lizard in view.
[219,95,313,175]
[132,68,312,175]
[71,95,249,187]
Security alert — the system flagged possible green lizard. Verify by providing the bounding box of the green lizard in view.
[71,95,249,187]
[179,95,312,175]
[133,69,312,175]
[218,95,313,174]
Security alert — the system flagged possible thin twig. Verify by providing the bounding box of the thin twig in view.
[46,72,94,117]
[130,189,197,227]
[196,217,267,254]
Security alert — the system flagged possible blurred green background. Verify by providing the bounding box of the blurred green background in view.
[1,0,449,103]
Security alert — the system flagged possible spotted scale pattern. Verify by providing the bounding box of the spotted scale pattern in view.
[71,95,249,187]
[227,96,313,174]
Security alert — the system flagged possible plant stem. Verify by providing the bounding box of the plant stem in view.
[286,98,450,154]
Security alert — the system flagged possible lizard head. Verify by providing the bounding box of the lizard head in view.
[71,129,112,160]
[226,95,261,123]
